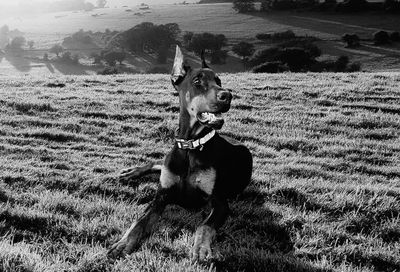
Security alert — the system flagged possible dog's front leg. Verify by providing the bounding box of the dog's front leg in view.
[107,188,174,259]
[191,197,229,261]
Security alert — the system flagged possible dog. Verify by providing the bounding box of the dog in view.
[107,45,253,261]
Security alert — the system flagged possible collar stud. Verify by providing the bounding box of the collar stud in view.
[175,130,215,150]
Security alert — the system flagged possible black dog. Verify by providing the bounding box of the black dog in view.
[108,46,253,261]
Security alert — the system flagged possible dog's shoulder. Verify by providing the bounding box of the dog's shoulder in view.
[218,134,245,147]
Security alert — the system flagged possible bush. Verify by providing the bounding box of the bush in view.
[249,47,279,66]
[232,41,255,61]
[384,0,400,13]
[334,55,349,72]
[276,47,313,71]
[336,0,368,12]
[250,46,316,72]
[346,62,361,72]
[272,30,296,40]
[72,54,80,64]
[210,50,228,64]
[97,67,119,75]
[233,0,256,13]
[9,36,26,50]
[157,46,168,64]
[146,66,169,74]
[90,53,102,64]
[252,61,288,73]
[342,33,360,47]
[59,52,79,64]
[310,56,361,72]
[257,30,296,41]
[279,37,321,58]
[249,47,280,67]
[256,33,272,41]
[390,31,400,42]
[260,0,272,11]
[72,30,93,44]
[271,0,298,10]
[60,52,72,62]
[373,31,391,45]
[316,0,337,11]
[102,51,126,66]
[183,31,194,48]
[309,60,335,72]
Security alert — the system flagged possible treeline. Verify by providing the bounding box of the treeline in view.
[198,0,232,3]
[108,22,181,64]
[2,20,364,75]
[241,30,361,73]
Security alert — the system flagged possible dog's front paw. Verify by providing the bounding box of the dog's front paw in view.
[191,225,216,261]
[118,167,142,184]
[107,231,142,260]
[107,238,131,260]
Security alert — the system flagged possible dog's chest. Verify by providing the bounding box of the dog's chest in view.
[187,168,216,195]
[160,165,216,196]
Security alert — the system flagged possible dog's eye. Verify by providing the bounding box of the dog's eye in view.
[192,78,201,86]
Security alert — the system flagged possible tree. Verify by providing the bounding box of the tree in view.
[84,2,95,11]
[9,36,26,50]
[114,51,126,64]
[0,25,9,36]
[50,44,64,57]
[59,51,71,62]
[232,41,255,68]
[373,31,390,45]
[27,40,34,49]
[90,52,102,64]
[210,50,228,64]
[185,32,227,56]
[103,51,126,66]
[342,34,360,48]
[184,32,228,64]
[70,29,93,44]
[97,0,107,8]
[260,0,271,11]
[112,22,180,63]
[233,0,255,13]
[183,31,194,48]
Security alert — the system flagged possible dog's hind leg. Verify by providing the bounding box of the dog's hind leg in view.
[118,161,163,185]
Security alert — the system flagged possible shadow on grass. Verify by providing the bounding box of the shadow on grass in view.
[208,185,332,272]
[102,171,332,272]
[5,54,31,73]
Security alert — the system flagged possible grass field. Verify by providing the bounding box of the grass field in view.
[0,72,399,271]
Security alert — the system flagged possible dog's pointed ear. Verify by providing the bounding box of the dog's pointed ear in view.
[171,45,189,86]
[201,50,209,69]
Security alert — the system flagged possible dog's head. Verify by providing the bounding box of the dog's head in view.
[171,46,232,130]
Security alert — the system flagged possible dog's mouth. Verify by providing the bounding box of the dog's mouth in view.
[197,112,224,130]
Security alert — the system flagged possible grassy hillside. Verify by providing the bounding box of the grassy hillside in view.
[0,72,399,272]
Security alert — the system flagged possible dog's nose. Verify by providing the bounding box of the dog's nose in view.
[217,90,232,103]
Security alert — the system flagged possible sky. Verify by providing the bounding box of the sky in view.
[0,0,183,7]
[0,0,188,17]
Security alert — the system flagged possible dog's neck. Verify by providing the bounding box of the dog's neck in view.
[177,109,212,140]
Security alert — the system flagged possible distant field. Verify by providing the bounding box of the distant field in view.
[1,3,400,76]
[0,72,399,271]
